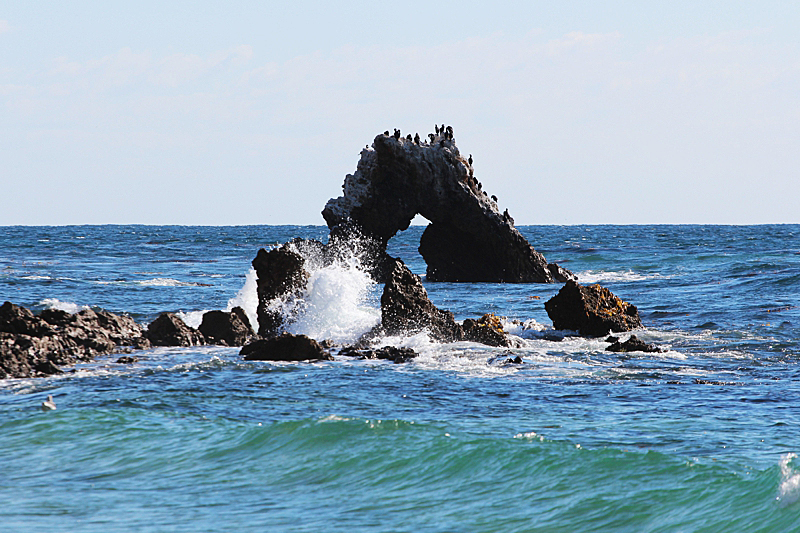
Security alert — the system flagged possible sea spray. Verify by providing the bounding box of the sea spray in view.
[38,298,90,314]
[285,255,380,344]
[226,267,259,329]
[777,453,800,506]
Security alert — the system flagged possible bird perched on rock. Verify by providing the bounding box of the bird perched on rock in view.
[414,133,420,144]
[41,394,56,411]
[435,124,440,134]
[428,133,435,142]
[393,129,401,139]
[406,134,412,141]
[492,195,498,203]
[468,154,473,166]
[384,130,390,136]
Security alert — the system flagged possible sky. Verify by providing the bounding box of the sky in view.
[2,1,799,225]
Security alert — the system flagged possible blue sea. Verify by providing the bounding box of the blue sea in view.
[1,224,799,532]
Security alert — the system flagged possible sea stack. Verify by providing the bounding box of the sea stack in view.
[322,128,573,283]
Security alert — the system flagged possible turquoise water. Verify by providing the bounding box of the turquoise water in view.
[1,225,799,531]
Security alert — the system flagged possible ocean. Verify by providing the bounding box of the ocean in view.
[1,224,799,532]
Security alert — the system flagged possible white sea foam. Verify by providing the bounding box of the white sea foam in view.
[136,278,204,287]
[577,270,665,284]
[38,298,90,314]
[176,310,209,329]
[225,267,259,331]
[285,256,380,344]
[777,453,800,506]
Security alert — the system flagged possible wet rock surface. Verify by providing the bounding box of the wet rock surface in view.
[545,280,642,337]
[381,259,464,342]
[322,130,571,282]
[145,312,205,347]
[241,333,333,362]
[252,243,310,337]
[199,307,254,346]
[0,301,146,379]
[605,335,663,353]
[339,345,418,364]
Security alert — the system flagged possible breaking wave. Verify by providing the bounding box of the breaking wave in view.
[38,298,90,314]
[283,254,380,345]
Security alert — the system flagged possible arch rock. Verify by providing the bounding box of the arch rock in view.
[322,130,574,282]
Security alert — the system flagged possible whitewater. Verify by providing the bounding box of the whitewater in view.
[1,224,799,532]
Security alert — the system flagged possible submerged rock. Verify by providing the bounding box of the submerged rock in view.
[145,312,205,347]
[0,301,145,379]
[544,280,642,337]
[605,335,663,353]
[322,129,572,282]
[199,307,254,346]
[241,333,333,362]
[339,345,418,364]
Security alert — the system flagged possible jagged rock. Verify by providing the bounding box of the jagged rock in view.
[322,130,571,282]
[240,333,332,362]
[199,307,254,346]
[381,259,464,342]
[0,301,56,337]
[0,301,146,379]
[462,313,523,348]
[252,244,310,337]
[544,280,642,337]
[547,263,578,283]
[489,354,523,365]
[116,355,140,364]
[339,345,418,363]
[605,335,663,353]
[145,313,205,347]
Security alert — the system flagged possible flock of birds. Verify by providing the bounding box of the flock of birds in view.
[373,125,511,222]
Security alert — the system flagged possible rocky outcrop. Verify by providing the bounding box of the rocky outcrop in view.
[381,259,464,342]
[145,313,205,347]
[252,243,310,337]
[339,345,418,364]
[199,307,254,346]
[0,301,146,379]
[544,280,642,337]
[462,313,515,347]
[377,259,523,347]
[241,333,332,362]
[605,335,663,353]
[322,129,572,282]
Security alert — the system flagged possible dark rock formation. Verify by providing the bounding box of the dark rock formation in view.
[241,333,333,362]
[145,313,205,347]
[381,259,464,342]
[544,280,642,337]
[462,313,522,347]
[377,260,522,347]
[322,130,571,282]
[252,243,310,337]
[199,307,254,346]
[339,345,418,364]
[0,301,146,379]
[605,335,663,353]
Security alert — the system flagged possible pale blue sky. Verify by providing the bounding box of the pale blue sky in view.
[2,1,799,225]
